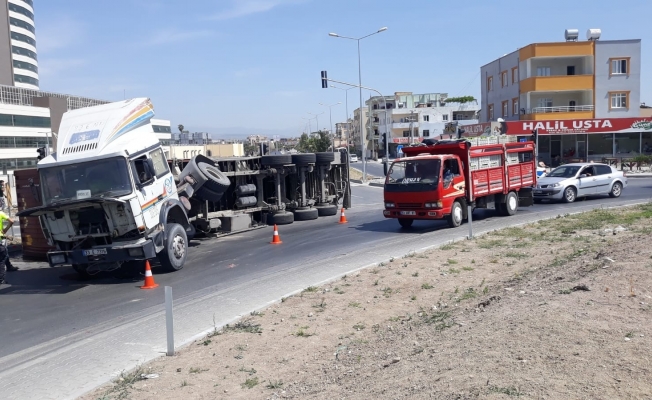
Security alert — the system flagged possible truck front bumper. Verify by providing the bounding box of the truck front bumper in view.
[383,209,445,219]
[47,239,157,267]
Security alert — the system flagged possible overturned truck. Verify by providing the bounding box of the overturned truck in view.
[18,98,351,277]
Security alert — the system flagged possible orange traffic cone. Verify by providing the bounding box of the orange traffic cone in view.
[270,224,283,244]
[140,260,159,289]
[338,208,348,224]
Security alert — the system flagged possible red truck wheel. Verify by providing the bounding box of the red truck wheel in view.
[447,201,463,228]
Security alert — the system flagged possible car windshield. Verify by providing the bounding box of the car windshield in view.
[386,159,441,185]
[40,157,132,205]
[547,165,581,178]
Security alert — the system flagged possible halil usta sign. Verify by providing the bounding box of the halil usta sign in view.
[506,117,652,134]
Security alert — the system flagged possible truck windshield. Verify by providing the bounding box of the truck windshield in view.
[387,159,441,185]
[40,157,132,205]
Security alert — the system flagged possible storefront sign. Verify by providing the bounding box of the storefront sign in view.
[509,118,652,134]
[391,137,421,144]
[458,122,491,136]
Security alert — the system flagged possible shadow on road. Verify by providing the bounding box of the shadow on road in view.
[352,208,502,234]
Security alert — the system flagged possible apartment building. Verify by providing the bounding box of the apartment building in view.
[0,0,39,89]
[352,107,368,156]
[334,121,352,148]
[366,92,480,157]
[480,29,648,166]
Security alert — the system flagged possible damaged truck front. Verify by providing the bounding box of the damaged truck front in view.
[18,98,195,277]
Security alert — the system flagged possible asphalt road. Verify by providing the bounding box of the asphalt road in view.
[1,178,651,399]
[352,159,387,178]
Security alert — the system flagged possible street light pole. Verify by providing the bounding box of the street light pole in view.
[307,112,324,134]
[330,85,354,148]
[329,26,388,183]
[319,102,341,151]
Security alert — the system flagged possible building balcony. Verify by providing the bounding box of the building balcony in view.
[521,105,594,121]
[520,75,593,93]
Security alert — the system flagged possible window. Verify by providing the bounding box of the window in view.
[595,165,612,175]
[152,125,172,133]
[487,76,493,91]
[150,148,169,177]
[502,101,508,117]
[10,31,36,47]
[610,58,629,75]
[537,98,553,109]
[609,92,628,109]
[512,67,518,83]
[13,60,38,73]
[133,156,154,184]
[488,104,494,120]
[422,115,429,122]
[512,98,519,115]
[9,17,35,33]
[442,114,448,121]
[11,45,37,60]
[402,131,410,137]
[14,74,39,86]
[0,114,50,127]
[423,130,430,137]
[7,3,34,20]
[537,67,551,76]
[501,71,508,87]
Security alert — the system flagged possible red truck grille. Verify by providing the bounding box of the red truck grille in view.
[397,203,421,208]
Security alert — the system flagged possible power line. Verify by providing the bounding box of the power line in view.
[453,71,480,98]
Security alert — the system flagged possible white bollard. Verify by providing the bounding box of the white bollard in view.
[165,286,174,356]
[467,205,473,240]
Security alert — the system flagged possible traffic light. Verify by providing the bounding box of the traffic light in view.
[531,129,538,142]
[321,71,328,88]
[37,146,46,160]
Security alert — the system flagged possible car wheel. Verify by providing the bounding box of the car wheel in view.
[609,182,622,198]
[398,219,413,229]
[563,186,577,203]
[447,201,463,228]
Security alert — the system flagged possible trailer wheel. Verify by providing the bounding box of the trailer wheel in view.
[158,223,187,272]
[504,192,518,216]
[197,162,231,191]
[291,153,316,166]
[447,201,463,228]
[316,204,338,216]
[293,207,319,221]
[179,157,228,202]
[398,219,413,229]
[72,264,92,279]
[268,211,294,225]
[315,152,335,164]
[262,155,292,166]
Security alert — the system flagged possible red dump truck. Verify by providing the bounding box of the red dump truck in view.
[383,138,536,228]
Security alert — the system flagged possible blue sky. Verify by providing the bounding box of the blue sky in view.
[35,0,651,138]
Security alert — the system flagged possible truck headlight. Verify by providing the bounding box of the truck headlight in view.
[385,202,395,208]
[425,201,443,208]
[128,247,145,257]
[51,254,66,264]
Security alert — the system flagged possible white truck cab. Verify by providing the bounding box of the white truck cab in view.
[19,98,192,276]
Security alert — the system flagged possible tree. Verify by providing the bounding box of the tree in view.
[177,124,185,133]
[313,130,332,152]
[296,133,313,153]
[444,96,476,104]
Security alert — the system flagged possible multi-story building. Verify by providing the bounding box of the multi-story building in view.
[1,0,39,89]
[352,106,368,156]
[479,29,648,165]
[334,120,352,148]
[366,92,480,157]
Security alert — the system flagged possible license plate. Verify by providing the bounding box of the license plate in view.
[400,211,416,216]
[534,190,543,194]
[83,249,107,256]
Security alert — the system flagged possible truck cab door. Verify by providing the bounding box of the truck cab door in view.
[442,158,465,195]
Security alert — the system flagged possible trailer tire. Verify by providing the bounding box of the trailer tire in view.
[262,155,292,166]
[293,207,319,221]
[197,162,231,191]
[268,211,294,225]
[315,152,335,164]
[316,204,338,216]
[158,223,187,272]
[72,264,92,279]
[398,219,414,229]
[447,201,463,228]
[504,192,518,216]
[291,153,316,166]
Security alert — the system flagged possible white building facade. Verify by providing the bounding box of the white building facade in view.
[1,0,39,89]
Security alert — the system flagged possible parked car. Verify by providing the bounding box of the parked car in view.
[350,154,359,163]
[533,163,627,203]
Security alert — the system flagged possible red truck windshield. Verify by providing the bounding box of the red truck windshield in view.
[387,159,441,185]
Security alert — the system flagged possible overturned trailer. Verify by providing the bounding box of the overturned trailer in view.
[18,98,351,277]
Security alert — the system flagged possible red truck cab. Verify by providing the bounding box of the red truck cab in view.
[383,138,536,229]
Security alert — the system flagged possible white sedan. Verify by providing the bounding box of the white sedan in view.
[533,163,627,203]
[349,154,359,163]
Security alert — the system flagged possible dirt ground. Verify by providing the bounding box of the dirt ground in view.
[84,203,652,400]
